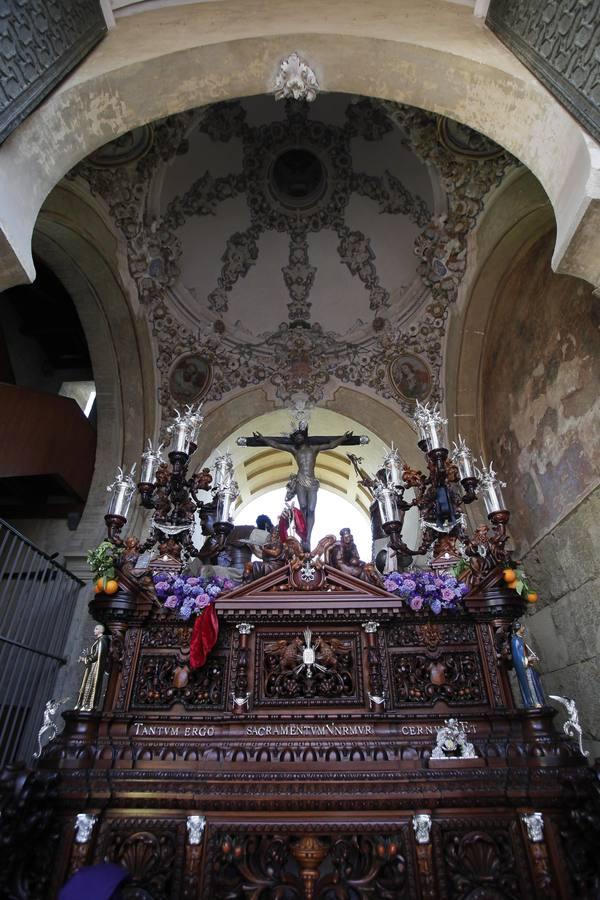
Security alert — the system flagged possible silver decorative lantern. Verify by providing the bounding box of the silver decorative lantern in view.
[106,465,137,518]
[451,435,475,480]
[375,484,400,524]
[413,401,447,451]
[477,459,507,514]
[139,439,164,484]
[383,445,403,487]
[167,403,204,454]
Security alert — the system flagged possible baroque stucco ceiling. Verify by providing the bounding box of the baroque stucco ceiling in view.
[71,93,513,425]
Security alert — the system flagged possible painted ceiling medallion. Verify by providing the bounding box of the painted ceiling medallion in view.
[436,117,503,161]
[274,53,319,103]
[169,354,213,405]
[388,353,432,404]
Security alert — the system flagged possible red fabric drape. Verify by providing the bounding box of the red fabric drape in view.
[190,603,219,670]
[293,506,307,540]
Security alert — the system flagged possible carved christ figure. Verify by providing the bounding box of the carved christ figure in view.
[237,423,368,550]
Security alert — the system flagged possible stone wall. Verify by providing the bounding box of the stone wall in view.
[482,229,600,756]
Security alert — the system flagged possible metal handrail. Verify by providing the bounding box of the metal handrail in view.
[0,518,84,585]
[0,518,84,766]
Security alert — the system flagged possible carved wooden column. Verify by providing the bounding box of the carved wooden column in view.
[89,579,151,712]
[521,812,558,899]
[183,815,206,900]
[232,622,253,713]
[412,814,436,899]
[362,620,385,710]
[67,813,97,877]
[291,835,328,900]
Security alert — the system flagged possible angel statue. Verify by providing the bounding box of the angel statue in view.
[75,624,111,711]
[33,697,70,759]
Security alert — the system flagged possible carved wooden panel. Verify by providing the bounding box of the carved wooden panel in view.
[388,649,486,706]
[131,652,227,710]
[94,817,186,900]
[0,0,106,144]
[386,622,476,648]
[255,628,364,707]
[202,825,413,899]
[487,0,600,142]
[433,818,533,899]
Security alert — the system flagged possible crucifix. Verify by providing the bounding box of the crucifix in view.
[237,422,369,550]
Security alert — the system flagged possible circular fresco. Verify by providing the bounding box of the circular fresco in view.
[169,354,213,405]
[389,354,432,403]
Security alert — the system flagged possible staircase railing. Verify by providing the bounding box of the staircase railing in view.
[0,519,83,766]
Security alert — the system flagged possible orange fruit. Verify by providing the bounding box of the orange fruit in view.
[526,592,538,603]
[505,578,517,590]
[104,579,119,595]
[503,569,516,583]
[94,585,102,594]
[96,577,105,591]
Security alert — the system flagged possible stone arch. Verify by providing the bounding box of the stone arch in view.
[447,167,555,454]
[0,5,598,289]
[31,183,156,557]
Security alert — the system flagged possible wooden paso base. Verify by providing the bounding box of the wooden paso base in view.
[40,566,596,899]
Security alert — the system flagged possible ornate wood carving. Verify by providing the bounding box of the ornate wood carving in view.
[203,828,411,899]
[389,650,486,706]
[258,630,361,706]
[96,818,185,899]
[132,653,226,710]
[435,819,532,898]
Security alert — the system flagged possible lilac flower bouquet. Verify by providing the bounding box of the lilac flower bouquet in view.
[152,573,236,620]
[383,569,468,614]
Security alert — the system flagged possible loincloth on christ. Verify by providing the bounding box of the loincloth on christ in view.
[286,472,320,498]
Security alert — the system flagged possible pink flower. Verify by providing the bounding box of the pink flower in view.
[164,595,179,608]
[410,595,424,611]
[441,588,455,602]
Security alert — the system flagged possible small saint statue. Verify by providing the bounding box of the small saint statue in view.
[327,528,383,586]
[75,624,110,712]
[237,422,368,550]
[510,622,545,708]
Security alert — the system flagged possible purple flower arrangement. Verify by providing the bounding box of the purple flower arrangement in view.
[152,573,236,620]
[383,569,468,614]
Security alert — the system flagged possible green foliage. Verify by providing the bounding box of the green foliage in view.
[512,569,532,598]
[86,540,123,587]
[452,559,470,579]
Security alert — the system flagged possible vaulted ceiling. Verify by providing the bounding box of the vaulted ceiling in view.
[72,93,513,426]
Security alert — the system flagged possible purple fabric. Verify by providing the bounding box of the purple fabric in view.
[59,863,130,900]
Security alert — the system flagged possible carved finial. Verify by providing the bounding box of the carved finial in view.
[274,53,319,103]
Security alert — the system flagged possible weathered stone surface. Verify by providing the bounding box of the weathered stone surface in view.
[483,232,600,551]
